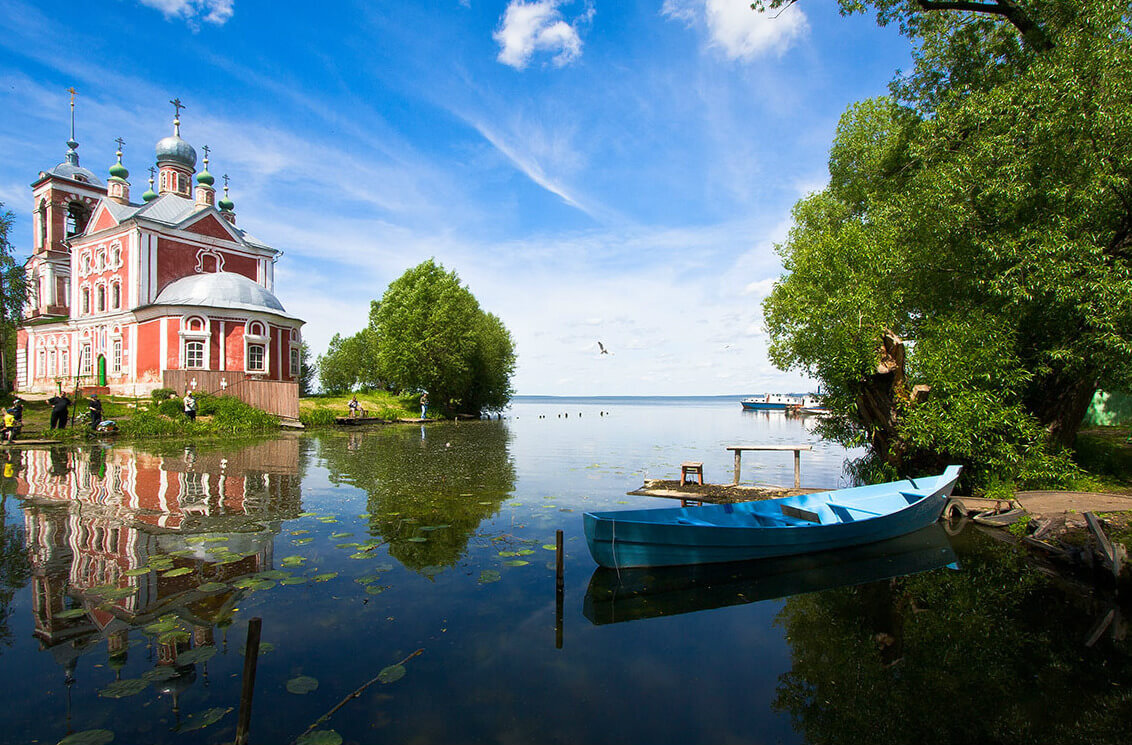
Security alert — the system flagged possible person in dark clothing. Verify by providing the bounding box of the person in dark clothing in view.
[88,394,103,431]
[10,398,23,424]
[48,394,71,429]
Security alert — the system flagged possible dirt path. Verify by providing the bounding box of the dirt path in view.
[1014,491,1132,523]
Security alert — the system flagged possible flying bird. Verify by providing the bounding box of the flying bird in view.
[598,341,610,355]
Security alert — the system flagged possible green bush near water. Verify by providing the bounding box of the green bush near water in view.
[119,395,277,437]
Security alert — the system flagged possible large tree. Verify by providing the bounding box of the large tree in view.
[760,1,1132,485]
[0,207,29,393]
[371,259,515,415]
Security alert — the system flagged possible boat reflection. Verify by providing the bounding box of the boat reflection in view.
[583,524,957,625]
[1,440,302,716]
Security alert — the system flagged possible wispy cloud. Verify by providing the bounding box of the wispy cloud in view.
[661,0,808,60]
[138,0,234,27]
[494,1,595,70]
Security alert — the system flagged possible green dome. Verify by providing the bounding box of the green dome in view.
[109,161,129,180]
[218,194,234,211]
[142,187,158,203]
[196,168,214,186]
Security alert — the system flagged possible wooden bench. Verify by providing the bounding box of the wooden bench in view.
[680,461,704,486]
[726,445,812,488]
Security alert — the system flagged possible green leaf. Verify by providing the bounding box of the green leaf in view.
[503,560,529,567]
[295,730,343,745]
[286,675,320,694]
[99,679,149,698]
[197,582,228,592]
[161,567,193,578]
[176,706,232,732]
[377,664,406,684]
[478,570,502,584]
[124,567,152,577]
[176,645,217,665]
[55,608,87,620]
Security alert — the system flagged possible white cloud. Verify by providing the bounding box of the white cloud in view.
[138,0,234,27]
[661,0,808,60]
[494,1,594,70]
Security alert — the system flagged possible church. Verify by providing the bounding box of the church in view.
[16,96,304,416]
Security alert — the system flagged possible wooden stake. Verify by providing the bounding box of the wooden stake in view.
[234,617,262,745]
[555,529,564,649]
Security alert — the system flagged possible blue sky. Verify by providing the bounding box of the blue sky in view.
[0,0,912,395]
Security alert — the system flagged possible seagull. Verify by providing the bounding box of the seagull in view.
[598,341,610,355]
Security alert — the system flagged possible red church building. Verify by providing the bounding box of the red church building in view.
[16,97,303,415]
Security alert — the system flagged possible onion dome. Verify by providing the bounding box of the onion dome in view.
[156,102,196,169]
[196,146,214,186]
[142,166,158,203]
[218,176,234,211]
[109,141,129,180]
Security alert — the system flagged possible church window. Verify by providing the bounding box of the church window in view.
[248,321,265,337]
[60,349,68,376]
[161,172,168,191]
[47,350,55,376]
[96,251,105,271]
[290,347,300,378]
[96,285,105,313]
[185,340,205,369]
[247,344,265,372]
[36,350,44,377]
[80,287,90,315]
[80,252,91,275]
[80,345,91,376]
[110,245,121,267]
[111,282,121,309]
[112,340,122,374]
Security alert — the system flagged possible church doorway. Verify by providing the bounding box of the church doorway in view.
[97,355,107,387]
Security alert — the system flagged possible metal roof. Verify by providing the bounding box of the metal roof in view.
[152,271,299,319]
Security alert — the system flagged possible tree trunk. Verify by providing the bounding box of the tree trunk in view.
[855,329,910,467]
[1027,372,1097,448]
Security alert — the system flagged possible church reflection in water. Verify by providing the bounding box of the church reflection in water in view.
[3,439,301,713]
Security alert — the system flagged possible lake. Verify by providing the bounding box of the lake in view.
[0,396,1128,745]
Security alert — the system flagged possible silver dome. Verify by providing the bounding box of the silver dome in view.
[154,272,292,316]
[45,161,103,185]
[155,134,197,169]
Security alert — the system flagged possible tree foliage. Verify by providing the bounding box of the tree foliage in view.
[0,206,30,392]
[317,260,516,414]
[760,1,1132,488]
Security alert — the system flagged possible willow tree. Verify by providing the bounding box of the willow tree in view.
[760,1,1132,486]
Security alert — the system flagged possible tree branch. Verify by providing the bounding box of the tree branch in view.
[916,0,1053,50]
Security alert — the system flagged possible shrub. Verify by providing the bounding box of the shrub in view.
[157,399,183,419]
[300,407,339,427]
[205,396,278,433]
[151,388,177,404]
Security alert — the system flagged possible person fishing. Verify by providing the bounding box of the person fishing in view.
[87,394,103,432]
[47,392,71,429]
[183,390,198,422]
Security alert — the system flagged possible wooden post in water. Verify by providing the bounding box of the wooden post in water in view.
[555,529,564,649]
[733,449,742,485]
[794,449,801,489]
[234,616,263,745]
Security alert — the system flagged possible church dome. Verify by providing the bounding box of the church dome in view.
[154,271,293,317]
[155,134,197,169]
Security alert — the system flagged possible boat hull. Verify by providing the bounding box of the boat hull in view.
[584,466,961,568]
[740,401,789,411]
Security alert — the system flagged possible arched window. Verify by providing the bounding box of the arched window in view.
[65,202,89,237]
[80,287,90,315]
[110,282,121,309]
[96,285,105,313]
[110,245,121,267]
[38,201,47,249]
[248,321,265,337]
[80,252,91,275]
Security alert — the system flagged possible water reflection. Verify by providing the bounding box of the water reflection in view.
[0,439,301,729]
[318,421,516,573]
[773,529,1132,745]
[584,525,957,625]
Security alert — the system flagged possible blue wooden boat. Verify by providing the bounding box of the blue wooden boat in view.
[740,393,805,411]
[583,466,962,568]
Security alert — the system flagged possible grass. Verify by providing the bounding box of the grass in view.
[298,390,426,427]
[1073,427,1132,493]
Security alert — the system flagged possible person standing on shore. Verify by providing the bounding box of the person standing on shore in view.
[87,394,103,432]
[47,393,71,429]
[183,391,197,422]
[420,392,429,419]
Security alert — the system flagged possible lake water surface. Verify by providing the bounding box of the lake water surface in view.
[0,397,1128,744]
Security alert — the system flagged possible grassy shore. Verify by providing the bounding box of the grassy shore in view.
[298,390,429,426]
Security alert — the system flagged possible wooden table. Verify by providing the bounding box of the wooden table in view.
[726,445,813,488]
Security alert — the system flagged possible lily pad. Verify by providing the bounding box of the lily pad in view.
[498,551,517,557]
[168,549,196,557]
[503,560,530,567]
[337,542,361,550]
[516,549,536,556]
[295,731,343,745]
[257,570,290,580]
[406,537,428,543]
[177,706,232,732]
[57,729,115,745]
[176,645,217,665]
[161,567,194,578]
[378,664,406,684]
[99,678,149,698]
[239,641,274,656]
[286,675,320,694]
[292,538,314,545]
[197,582,228,592]
[281,556,307,567]
[124,567,153,577]
[298,511,318,517]
[420,524,451,531]
[311,572,338,582]
[290,529,311,536]
[142,666,179,682]
[55,608,88,620]
[281,576,308,585]
[330,532,353,539]
[364,585,387,596]
[159,630,191,645]
[541,545,557,551]
[478,570,502,584]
